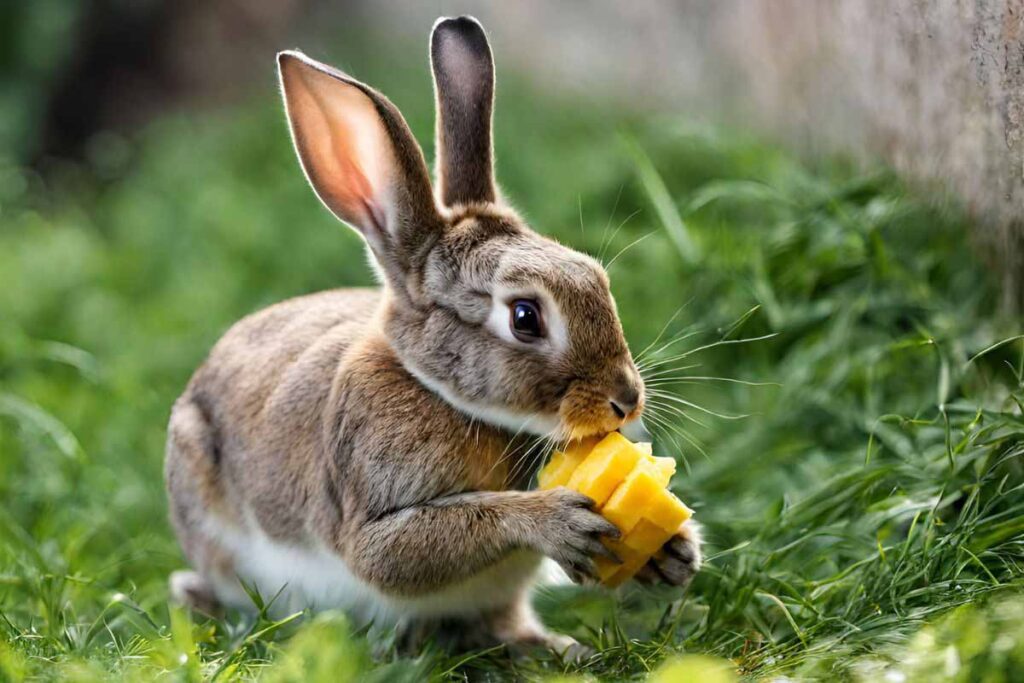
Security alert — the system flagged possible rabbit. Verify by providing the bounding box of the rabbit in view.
[164,15,701,655]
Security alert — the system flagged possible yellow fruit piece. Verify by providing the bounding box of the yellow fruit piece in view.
[644,492,693,534]
[623,519,676,555]
[602,463,661,532]
[597,521,679,587]
[601,457,679,532]
[594,556,619,583]
[651,456,676,485]
[538,432,695,587]
[536,436,597,489]
[596,538,648,584]
[565,432,645,507]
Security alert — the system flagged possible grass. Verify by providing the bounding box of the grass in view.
[1,43,1023,681]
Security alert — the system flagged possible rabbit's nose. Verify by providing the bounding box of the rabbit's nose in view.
[609,364,643,420]
[609,385,641,419]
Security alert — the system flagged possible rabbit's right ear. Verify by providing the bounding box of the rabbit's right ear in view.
[431,17,496,207]
[278,51,443,280]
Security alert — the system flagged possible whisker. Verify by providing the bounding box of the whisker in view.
[597,183,625,261]
[507,435,546,486]
[720,304,762,340]
[646,396,709,429]
[639,362,702,381]
[578,195,585,240]
[485,438,528,484]
[642,408,704,467]
[635,329,705,370]
[634,300,694,362]
[508,425,566,486]
[645,408,707,460]
[533,435,557,479]
[515,433,558,487]
[645,375,780,388]
[485,419,537,482]
[636,333,779,371]
[642,410,685,457]
[495,423,528,463]
[647,389,749,420]
[605,231,656,270]
[599,207,643,264]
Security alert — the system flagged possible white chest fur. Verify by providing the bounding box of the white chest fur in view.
[203,512,550,625]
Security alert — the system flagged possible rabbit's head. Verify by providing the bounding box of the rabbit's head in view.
[278,17,643,440]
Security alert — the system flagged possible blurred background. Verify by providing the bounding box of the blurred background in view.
[6,1,1024,307]
[2,1,1023,681]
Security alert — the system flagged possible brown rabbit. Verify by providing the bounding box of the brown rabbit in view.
[164,16,701,654]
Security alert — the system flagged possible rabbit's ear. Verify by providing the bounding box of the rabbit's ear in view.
[278,51,443,271]
[430,16,496,207]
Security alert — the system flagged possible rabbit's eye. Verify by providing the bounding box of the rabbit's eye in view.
[509,299,545,342]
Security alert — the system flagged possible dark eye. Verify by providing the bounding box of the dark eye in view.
[509,299,545,342]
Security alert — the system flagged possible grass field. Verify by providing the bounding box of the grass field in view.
[2,47,1024,681]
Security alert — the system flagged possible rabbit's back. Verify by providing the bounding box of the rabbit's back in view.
[165,287,381,584]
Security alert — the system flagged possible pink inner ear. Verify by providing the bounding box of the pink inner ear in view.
[328,137,377,228]
[283,57,394,243]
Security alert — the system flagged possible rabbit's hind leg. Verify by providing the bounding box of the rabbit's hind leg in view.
[165,397,247,616]
[483,595,591,661]
[167,537,249,617]
[391,597,588,660]
[170,569,223,617]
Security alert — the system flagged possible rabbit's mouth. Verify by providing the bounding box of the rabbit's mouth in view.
[559,385,646,441]
[555,416,651,447]
[619,416,653,442]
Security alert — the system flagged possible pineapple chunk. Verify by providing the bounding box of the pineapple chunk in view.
[622,519,675,555]
[602,462,666,532]
[538,431,695,587]
[565,432,645,507]
[651,456,676,484]
[536,436,598,489]
[594,556,619,583]
[595,539,648,584]
[643,492,693,533]
[596,520,679,586]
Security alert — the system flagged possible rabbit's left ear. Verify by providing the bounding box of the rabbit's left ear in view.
[431,16,496,207]
[278,50,443,276]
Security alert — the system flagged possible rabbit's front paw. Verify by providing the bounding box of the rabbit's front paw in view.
[638,520,703,587]
[533,487,620,582]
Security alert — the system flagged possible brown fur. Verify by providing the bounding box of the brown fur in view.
[165,15,699,653]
